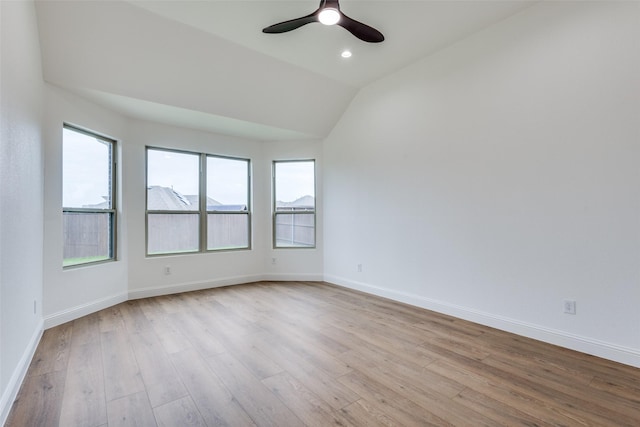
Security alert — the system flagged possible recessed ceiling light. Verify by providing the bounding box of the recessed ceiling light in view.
[341,50,352,58]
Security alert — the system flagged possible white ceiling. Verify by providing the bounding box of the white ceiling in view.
[36,0,536,141]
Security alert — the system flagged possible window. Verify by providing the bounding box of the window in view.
[146,147,251,255]
[62,125,116,267]
[207,156,250,250]
[146,149,200,255]
[273,160,315,248]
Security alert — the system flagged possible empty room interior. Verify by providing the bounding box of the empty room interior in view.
[1,0,639,425]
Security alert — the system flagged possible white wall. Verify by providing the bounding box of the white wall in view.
[323,1,640,367]
[0,1,45,423]
[42,86,129,327]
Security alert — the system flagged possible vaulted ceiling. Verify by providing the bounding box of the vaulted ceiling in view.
[35,1,535,141]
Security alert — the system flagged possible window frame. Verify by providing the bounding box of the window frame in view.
[272,159,316,249]
[62,124,117,268]
[145,146,252,257]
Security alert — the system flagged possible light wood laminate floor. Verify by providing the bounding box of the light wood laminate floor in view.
[6,281,640,426]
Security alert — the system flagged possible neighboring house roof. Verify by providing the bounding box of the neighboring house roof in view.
[185,194,221,208]
[146,186,242,211]
[84,186,267,211]
[147,186,195,211]
[83,197,110,209]
[209,204,247,212]
[276,195,315,210]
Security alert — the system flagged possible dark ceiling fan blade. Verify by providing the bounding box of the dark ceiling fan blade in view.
[337,13,384,43]
[262,12,319,34]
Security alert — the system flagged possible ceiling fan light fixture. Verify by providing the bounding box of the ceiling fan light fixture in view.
[318,8,340,26]
[262,0,384,43]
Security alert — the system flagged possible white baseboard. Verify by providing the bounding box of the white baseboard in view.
[44,292,128,329]
[128,273,324,300]
[261,273,324,282]
[128,274,264,300]
[0,319,43,426]
[324,275,640,369]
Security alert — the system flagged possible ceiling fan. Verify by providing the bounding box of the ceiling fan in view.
[262,0,384,43]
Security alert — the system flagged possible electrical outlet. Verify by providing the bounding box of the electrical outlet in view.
[563,299,576,315]
[357,264,362,272]
[164,266,171,275]
[271,257,277,265]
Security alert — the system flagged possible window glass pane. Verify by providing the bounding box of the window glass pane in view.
[63,212,113,266]
[147,149,199,211]
[207,157,248,211]
[147,213,199,254]
[63,127,112,208]
[207,214,249,250]
[275,213,315,247]
[274,161,315,211]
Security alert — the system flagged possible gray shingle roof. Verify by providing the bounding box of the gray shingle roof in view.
[147,186,235,211]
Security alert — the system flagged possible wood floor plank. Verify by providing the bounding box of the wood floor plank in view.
[97,306,126,333]
[338,399,399,427]
[106,391,157,427]
[479,334,597,387]
[203,321,284,380]
[118,300,154,334]
[339,349,464,399]
[323,293,434,340]
[186,295,263,338]
[128,330,188,408]
[138,299,193,354]
[180,298,284,380]
[27,323,72,377]
[337,371,453,426]
[427,357,602,426]
[262,371,355,427]
[153,293,188,315]
[153,396,206,427]
[261,322,352,379]
[166,310,227,358]
[590,374,640,404]
[246,290,351,357]
[5,371,66,427]
[320,323,436,369]
[482,353,640,422]
[477,357,640,426]
[101,328,146,402]
[59,341,107,427]
[252,330,361,411]
[205,351,304,426]
[452,387,553,427]
[70,312,102,346]
[170,348,256,426]
[341,356,496,425]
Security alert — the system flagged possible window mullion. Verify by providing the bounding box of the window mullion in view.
[200,153,207,253]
